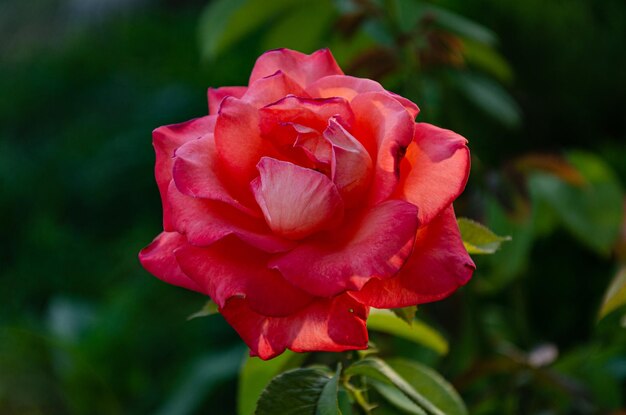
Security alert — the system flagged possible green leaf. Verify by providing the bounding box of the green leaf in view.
[198,0,303,60]
[462,39,513,83]
[453,72,521,128]
[424,5,498,46]
[369,379,427,415]
[391,306,418,325]
[598,267,626,320]
[238,350,306,415]
[528,151,624,255]
[186,299,219,320]
[345,358,463,415]
[255,367,339,415]
[367,309,448,355]
[457,217,511,255]
[316,365,342,415]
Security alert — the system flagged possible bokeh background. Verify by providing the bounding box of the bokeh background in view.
[1,0,625,413]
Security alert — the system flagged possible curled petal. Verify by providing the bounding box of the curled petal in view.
[394,123,471,225]
[176,238,313,317]
[220,294,368,360]
[350,207,475,308]
[252,158,344,240]
[242,71,309,107]
[306,75,419,119]
[172,134,260,217]
[350,92,415,205]
[168,182,296,253]
[153,116,216,230]
[208,86,247,115]
[249,48,343,89]
[270,200,419,297]
[138,232,204,293]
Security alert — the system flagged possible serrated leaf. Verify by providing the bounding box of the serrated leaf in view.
[198,0,302,60]
[369,379,427,415]
[186,299,218,320]
[345,358,460,415]
[255,368,338,415]
[391,306,417,325]
[528,151,624,255]
[316,365,342,415]
[453,72,521,128]
[598,267,626,320]
[457,217,511,255]
[238,350,306,415]
[367,309,448,355]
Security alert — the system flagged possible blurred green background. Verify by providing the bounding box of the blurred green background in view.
[1,0,625,414]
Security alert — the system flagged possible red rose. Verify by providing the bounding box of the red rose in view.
[139,48,474,360]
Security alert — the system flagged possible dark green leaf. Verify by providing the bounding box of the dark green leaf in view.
[186,299,218,320]
[367,309,448,355]
[369,379,427,415]
[424,5,498,45]
[316,365,342,415]
[255,368,338,415]
[453,72,521,128]
[238,350,306,415]
[457,217,511,255]
[391,306,418,325]
[528,151,624,255]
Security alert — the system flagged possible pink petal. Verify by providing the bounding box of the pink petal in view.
[350,92,415,205]
[220,294,368,360]
[172,134,261,217]
[251,157,344,239]
[323,118,373,206]
[242,71,308,107]
[168,182,296,253]
[208,86,247,115]
[306,75,420,119]
[269,200,419,297]
[259,95,355,138]
[249,48,344,89]
[350,207,475,308]
[214,97,267,196]
[138,231,204,293]
[176,238,313,317]
[152,116,216,230]
[394,123,471,225]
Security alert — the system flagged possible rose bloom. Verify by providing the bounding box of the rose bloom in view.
[139,48,474,360]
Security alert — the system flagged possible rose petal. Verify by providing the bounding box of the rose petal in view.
[249,48,343,89]
[306,75,419,119]
[153,116,216,230]
[350,92,415,205]
[220,294,368,360]
[172,134,260,217]
[242,71,308,107]
[138,231,204,293]
[176,238,313,317]
[208,86,247,115]
[251,157,344,239]
[323,117,373,206]
[270,200,419,297]
[394,123,471,225]
[168,182,296,253]
[350,207,475,308]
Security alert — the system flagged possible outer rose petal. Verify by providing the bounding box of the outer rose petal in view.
[350,92,415,205]
[249,48,344,88]
[242,71,309,107]
[138,231,204,293]
[153,116,216,230]
[394,123,471,225]
[172,134,260,217]
[176,238,313,317]
[350,207,475,308]
[168,182,296,253]
[270,200,419,297]
[251,158,344,239]
[208,86,247,115]
[220,294,368,360]
[306,75,419,119]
